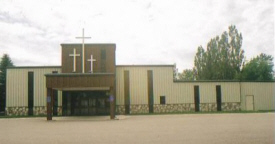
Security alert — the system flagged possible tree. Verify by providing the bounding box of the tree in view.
[193,25,244,80]
[173,63,179,79]
[194,46,206,79]
[178,69,195,80]
[241,53,274,81]
[0,54,14,112]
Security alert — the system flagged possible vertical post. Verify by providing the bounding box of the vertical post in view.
[110,86,115,119]
[82,28,85,73]
[216,85,222,111]
[124,70,130,114]
[47,88,52,120]
[147,70,154,113]
[194,85,200,112]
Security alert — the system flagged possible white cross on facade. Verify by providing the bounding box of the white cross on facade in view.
[87,55,96,73]
[76,28,91,73]
[69,48,80,72]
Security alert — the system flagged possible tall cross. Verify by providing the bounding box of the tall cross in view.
[69,48,80,72]
[76,28,91,73]
[87,55,96,73]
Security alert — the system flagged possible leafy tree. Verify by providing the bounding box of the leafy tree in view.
[0,54,14,112]
[241,53,274,81]
[173,63,179,79]
[194,25,244,80]
[194,46,206,79]
[178,69,195,80]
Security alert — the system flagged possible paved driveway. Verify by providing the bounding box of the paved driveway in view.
[0,113,274,144]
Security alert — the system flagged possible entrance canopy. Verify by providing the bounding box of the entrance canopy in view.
[53,87,110,91]
[45,73,115,88]
[45,73,116,120]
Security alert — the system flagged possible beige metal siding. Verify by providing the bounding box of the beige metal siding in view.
[7,66,275,111]
[116,66,241,105]
[153,67,174,104]
[199,83,216,103]
[220,82,240,103]
[6,67,61,107]
[129,68,148,105]
[173,82,240,104]
[6,69,28,107]
[241,82,275,110]
[116,66,174,105]
[115,67,124,105]
[172,83,194,103]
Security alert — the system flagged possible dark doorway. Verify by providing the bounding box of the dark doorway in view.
[194,85,200,112]
[216,85,222,111]
[28,72,34,116]
[62,91,110,116]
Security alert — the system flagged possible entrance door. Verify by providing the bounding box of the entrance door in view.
[246,95,254,111]
[62,91,110,116]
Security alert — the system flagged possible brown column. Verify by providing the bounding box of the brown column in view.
[47,88,53,120]
[110,86,115,119]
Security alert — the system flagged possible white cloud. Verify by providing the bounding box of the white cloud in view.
[0,0,273,71]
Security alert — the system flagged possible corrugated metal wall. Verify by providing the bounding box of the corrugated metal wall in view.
[158,81,241,104]
[173,82,240,104]
[115,67,124,105]
[153,67,175,104]
[241,82,275,110]
[6,69,28,107]
[116,66,260,106]
[116,66,157,105]
[7,66,275,111]
[6,67,62,107]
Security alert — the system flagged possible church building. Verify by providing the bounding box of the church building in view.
[5,31,275,120]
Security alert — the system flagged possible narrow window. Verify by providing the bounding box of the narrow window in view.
[52,71,58,74]
[101,49,106,60]
[160,96,166,105]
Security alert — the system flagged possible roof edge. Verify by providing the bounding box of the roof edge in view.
[116,65,174,67]
[174,80,275,83]
[7,66,61,69]
[45,73,115,77]
[60,43,116,46]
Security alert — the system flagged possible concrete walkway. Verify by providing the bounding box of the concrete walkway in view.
[0,113,274,144]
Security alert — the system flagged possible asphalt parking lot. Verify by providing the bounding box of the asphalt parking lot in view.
[0,113,274,144]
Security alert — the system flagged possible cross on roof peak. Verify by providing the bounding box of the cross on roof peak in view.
[76,28,91,73]
[87,55,96,73]
[76,28,91,40]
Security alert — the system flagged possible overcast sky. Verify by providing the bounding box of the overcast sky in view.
[0,0,274,71]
